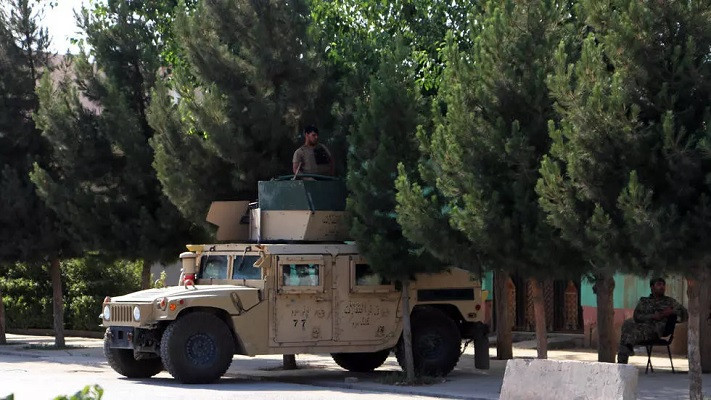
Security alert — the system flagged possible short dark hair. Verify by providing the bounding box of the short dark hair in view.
[650,277,666,287]
[304,125,318,135]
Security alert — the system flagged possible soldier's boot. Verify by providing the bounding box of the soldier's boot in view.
[617,344,633,364]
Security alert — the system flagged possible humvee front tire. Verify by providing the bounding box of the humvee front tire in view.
[396,307,461,376]
[103,329,163,378]
[331,349,390,372]
[160,312,235,384]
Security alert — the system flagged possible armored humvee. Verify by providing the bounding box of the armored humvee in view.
[101,176,489,384]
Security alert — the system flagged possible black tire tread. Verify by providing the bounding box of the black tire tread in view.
[103,329,162,379]
[331,349,390,372]
[395,306,461,376]
[160,312,235,384]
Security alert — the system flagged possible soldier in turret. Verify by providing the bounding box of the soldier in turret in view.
[617,277,688,364]
[292,125,334,176]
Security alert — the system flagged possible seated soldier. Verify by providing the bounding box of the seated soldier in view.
[617,277,688,364]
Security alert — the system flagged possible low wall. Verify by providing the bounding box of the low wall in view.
[500,358,638,400]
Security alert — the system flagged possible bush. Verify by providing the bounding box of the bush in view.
[67,295,101,331]
[63,256,142,331]
[1,256,143,331]
[0,263,52,329]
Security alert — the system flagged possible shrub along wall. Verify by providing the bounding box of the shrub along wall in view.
[0,256,142,331]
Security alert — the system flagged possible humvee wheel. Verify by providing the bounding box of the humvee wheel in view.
[103,329,162,378]
[396,307,461,376]
[331,349,390,372]
[160,312,235,384]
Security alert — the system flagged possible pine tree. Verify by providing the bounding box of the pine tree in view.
[32,0,198,289]
[397,0,583,360]
[149,0,328,223]
[0,0,72,347]
[537,26,645,365]
[538,0,711,377]
[605,1,709,396]
[348,42,445,381]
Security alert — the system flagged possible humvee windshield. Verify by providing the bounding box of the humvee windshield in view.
[199,255,228,279]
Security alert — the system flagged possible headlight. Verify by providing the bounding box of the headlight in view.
[133,306,141,321]
[103,305,111,320]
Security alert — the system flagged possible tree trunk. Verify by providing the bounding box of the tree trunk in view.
[530,278,547,359]
[688,274,703,400]
[0,286,6,345]
[698,267,711,373]
[593,273,615,363]
[50,257,65,348]
[401,280,415,383]
[495,271,513,360]
[141,259,151,290]
[282,354,297,370]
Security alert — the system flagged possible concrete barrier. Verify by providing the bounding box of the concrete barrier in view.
[500,358,638,400]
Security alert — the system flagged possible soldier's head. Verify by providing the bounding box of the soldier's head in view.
[303,125,319,146]
[650,277,666,297]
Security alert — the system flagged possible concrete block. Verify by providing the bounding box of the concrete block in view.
[500,358,638,400]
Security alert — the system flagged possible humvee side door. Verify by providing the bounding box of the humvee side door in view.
[333,255,400,343]
[271,255,334,344]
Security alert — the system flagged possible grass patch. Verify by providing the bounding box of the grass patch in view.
[22,344,83,350]
[375,371,446,386]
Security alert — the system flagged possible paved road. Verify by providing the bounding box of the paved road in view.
[0,353,439,400]
[2,334,711,399]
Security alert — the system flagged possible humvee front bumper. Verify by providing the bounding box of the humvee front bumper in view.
[105,326,162,354]
[106,326,134,349]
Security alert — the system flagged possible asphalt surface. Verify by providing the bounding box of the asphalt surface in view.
[1,333,710,399]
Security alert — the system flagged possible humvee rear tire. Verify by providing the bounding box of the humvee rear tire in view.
[331,349,390,372]
[396,307,461,376]
[160,312,235,384]
[103,329,163,378]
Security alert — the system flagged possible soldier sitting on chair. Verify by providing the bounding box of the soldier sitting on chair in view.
[617,277,688,364]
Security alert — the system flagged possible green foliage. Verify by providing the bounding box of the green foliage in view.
[32,0,199,264]
[310,0,474,91]
[149,0,330,224]
[0,258,140,331]
[537,0,711,277]
[0,263,52,329]
[602,0,711,274]
[0,0,69,264]
[54,385,103,400]
[397,0,583,278]
[347,41,442,281]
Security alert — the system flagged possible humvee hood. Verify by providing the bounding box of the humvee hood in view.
[111,285,257,303]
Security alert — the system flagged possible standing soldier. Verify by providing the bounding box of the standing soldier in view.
[292,125,334,176]
[617,277,688,363]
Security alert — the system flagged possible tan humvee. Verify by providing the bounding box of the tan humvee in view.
[101,176,489,384]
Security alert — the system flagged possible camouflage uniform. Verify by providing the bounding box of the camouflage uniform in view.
[618,295,688,362]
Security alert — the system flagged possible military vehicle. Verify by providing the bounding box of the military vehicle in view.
[100,175,489,384]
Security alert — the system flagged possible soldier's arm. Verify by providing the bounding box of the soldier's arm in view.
[672,298,689,322]
[292,149,303,174]
[633,298,656,323]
